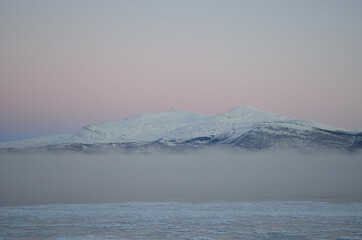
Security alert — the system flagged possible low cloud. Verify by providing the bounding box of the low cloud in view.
[1,149,362,206]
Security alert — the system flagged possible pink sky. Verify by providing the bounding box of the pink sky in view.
[1,0,362,141]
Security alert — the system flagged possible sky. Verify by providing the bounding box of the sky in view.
[1,0,362,141]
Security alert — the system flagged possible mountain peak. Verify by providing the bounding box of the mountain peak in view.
[1,105,357,152]
[126,109,210,123]
[227,105,260,113]
[220,105,274,120]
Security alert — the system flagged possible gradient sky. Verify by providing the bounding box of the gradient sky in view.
[1,0,362,141]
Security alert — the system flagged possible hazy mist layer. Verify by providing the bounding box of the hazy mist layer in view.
[1,150,362,206]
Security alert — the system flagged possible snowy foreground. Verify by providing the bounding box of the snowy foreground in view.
[1,201,362,240]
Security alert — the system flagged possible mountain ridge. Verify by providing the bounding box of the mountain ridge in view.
[1,105,361,152]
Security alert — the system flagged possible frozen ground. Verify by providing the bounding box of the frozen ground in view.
[1,201,362,240]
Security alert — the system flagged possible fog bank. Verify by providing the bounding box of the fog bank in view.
[1,150,362,206]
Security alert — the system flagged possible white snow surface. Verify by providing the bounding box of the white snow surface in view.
[0,105,347,148]
[0,134,72,149]
[1,201,362,239]
[70,109,210,143]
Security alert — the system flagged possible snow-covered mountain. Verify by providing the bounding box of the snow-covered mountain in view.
[1,105,361,152]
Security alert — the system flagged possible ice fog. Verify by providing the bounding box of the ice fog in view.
[1,149,362,206]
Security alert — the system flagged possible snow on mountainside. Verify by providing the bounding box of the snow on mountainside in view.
[0,135,72,149]
[0,105,360,152]
[70,110,210,143]
[71,105,344,144]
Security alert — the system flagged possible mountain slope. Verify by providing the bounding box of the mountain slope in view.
[1,105,361,152]
[70,110,210,143]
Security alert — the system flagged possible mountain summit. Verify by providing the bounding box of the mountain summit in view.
[1,105,361,152]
